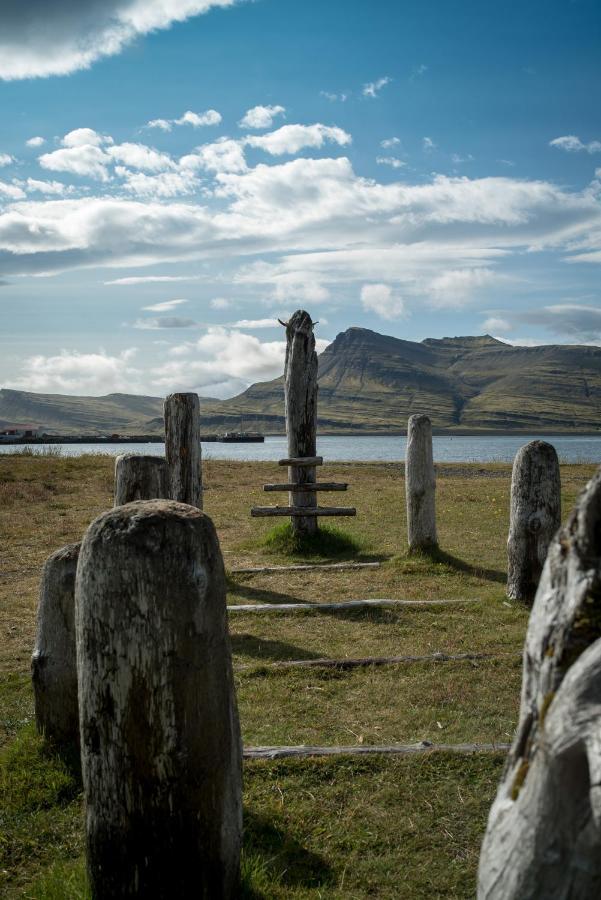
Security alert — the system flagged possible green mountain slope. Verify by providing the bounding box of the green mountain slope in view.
[1,329,600,434]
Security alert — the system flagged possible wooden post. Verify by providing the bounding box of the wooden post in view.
[507,440,561,603]
[76,500,242,898]
[479,466,601,899]
[31,542,80,747]
[114,453,168,506]
[282,310,318,536]
[164,392,203,509]
[406,414,437,551]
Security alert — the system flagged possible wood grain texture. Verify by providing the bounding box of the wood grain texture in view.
[283,311,318,535]
[31,542,80,747]
[263,482,348,492]
[76,500,242,899]
[507,439,561,603]
[164,392,203,509]
[244,742,511,760]
[479,466,601,899]
[251,506,356,517]
[406,414,437,551]
[114,453,168,506]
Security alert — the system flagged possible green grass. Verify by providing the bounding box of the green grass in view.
[261,522,365,559]
[0,455,597,897]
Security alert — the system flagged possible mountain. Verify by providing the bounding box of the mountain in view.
[1,329,600,434]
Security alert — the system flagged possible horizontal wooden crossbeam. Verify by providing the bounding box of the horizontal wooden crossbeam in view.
[278,456,323,466]
[243,742,511,760]
[263,482,348,492]
[228,598,481,613]
[230,562,380,574]
[251,506,356,517]
[236,650,499,672]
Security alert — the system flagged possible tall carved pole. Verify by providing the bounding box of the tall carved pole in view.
[114,454,168,506]
[406,414,437,552]
[283,310,318,536]
[164,392,203,509]
[507,440,561,603]
[479,466,601,898]
[31,542,80,747]
[76,500,242,898]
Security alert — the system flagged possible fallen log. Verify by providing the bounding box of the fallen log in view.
[244,742,511,760]
[228,598,481,613]
[230,561,380,574]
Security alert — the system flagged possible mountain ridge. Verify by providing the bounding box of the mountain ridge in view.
[1,329,600,434]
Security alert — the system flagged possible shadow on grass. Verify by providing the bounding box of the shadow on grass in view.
[227,577,304,606]
[231,633,324,662]
[398,545,506,584]
[241,809,333,898]
[260,522,383,561]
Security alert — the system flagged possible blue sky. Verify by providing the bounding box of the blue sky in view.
[0,0,600,397]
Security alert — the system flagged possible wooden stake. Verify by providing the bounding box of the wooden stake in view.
[76,500,242,898]
[31,542,80,747]
[282,311,318,536]
[164,392,203,509]
[479,466,601,899]
[406,414,437,551]
[507,439,561,603]
[114,453,168,505]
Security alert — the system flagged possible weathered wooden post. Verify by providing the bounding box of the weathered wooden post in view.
[283,310,318,536]
[406,414,437,552]
[507,439,561,603]
[479,466,601,899]
[164,392,203,508]
[76,500,242,898]
[114,453,168,505]
[31,542,80,747]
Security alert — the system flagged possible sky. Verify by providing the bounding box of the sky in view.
[0,0,600,399]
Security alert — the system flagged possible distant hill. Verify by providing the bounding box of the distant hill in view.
[2,329,600,434]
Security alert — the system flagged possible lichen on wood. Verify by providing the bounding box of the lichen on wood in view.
[406,414,437,552]
[164,392,203,509]
[114,453,168,505]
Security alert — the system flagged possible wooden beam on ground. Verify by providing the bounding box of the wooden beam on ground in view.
[235,651,504,672]
[278,456,323,467]
[230,561,380,574]
[263,482,348,492]
[251,506,356,517]
[227,598,481,613]
[243,742,511,760]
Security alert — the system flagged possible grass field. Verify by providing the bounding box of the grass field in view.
[0,453,597,898]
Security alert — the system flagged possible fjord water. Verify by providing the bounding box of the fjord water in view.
[2,434,600,463]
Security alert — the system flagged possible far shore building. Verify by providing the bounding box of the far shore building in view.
[0,424,43,441]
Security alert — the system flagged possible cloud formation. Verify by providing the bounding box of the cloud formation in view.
[361,283,405,320]
[146,110,222,131]
[550,135,601,154]
[0,1,241,80]
[142,298,189,311]
[238,105,285,129]
[362,76,391,98]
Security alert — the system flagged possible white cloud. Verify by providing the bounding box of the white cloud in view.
[146,109,222,131]
[550,135,601,154]
[362,76,391,98]
[428,268,502,308]
[26,136,45,148]
[451,153,474,164]
[320,91,348,102]
[381,137,400,149]
[180,137,247,174]
[360,283,405,320]
[0,180,26,200]
[245,124,351,156]
[238,105,285,129]
[521,303,601,342]
[39,144,112,181]
[107,143,175,172]
[116,168,200,198]
[423,136,436,151]
[0,154,14,167]
[482,316,511,333]
[0,1,242,80]
[142,298,189,311]
[210,297,231,309]
[26,178,71,195]
[5,348,141,394]
[132,316,198,329]
[105,274,202,285]
[231,318,280,328]
[63,127,111,148]
[376,156,405,169]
